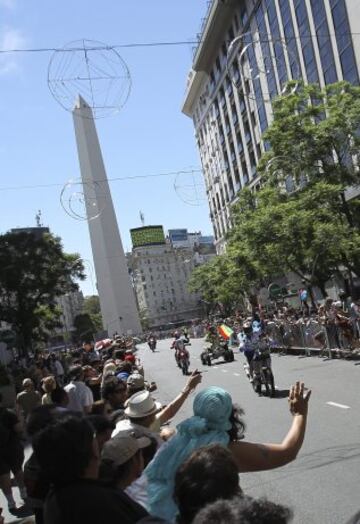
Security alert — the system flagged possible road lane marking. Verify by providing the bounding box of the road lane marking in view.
[234,373,240,377]
[222,369,228,373]
[326,402,350,409]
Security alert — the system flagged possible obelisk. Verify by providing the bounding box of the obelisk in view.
[73,95,142,336]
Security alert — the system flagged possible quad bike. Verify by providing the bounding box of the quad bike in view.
[201,341,234,366]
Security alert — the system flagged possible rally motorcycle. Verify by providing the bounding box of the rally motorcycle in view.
[148,337,156,352]
[252,341,275,397]
[172,339,190,375]
[244,339,275,397]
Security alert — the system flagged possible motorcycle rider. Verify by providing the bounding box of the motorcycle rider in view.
[147,332,157,351]
[171,331,189,368]
[241,322,258,382]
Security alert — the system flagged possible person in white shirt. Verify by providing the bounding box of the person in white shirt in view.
[64,365,93,413]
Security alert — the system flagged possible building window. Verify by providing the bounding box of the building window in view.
[278,0,302,80]
[265,0,288,87]
[294,0,319,83]
[310,0,337,85]
[330,0,359,84]
[255,5,278,100]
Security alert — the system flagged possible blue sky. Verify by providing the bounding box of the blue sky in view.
[0,0,211,296]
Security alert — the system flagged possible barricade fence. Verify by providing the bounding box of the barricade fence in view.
[265,319,360,356]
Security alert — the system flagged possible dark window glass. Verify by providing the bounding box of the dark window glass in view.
[330,0,359,84]
[294,0,319,83]
[310,0,337,84]
[278,0,302,79]
[255,4,278,100]
[265,0,288,87]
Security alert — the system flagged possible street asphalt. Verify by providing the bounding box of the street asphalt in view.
[138,337,360,524]
[2,338,359,523]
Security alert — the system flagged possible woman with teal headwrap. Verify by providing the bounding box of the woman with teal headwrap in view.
[145,381,310,522]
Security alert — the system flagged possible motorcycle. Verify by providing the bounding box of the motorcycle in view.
[177,348,190,375]
[172,339,190,374]
[243,341,275,397]
[148,338,156,352]
[252,343,275,397]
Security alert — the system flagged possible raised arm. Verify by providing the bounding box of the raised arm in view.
[229,382,311,472]
[157,371,202,424]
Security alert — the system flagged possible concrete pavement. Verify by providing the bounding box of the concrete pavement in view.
[138,338,360,524]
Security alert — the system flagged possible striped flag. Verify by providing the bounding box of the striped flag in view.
[217,324,234,340]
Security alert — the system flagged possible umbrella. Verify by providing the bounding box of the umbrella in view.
[95,338,112,350]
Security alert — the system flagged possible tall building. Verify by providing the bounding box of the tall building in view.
[128,226,203,327]
[56,290,84,339]
[182,0,360,251]
[73,96,142,336]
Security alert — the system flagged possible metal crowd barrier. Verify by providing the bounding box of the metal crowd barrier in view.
[266,319,360,358]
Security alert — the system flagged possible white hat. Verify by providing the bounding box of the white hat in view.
[101,433,151,466]
[124,390,162,419]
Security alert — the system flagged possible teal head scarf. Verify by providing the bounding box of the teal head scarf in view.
[145,386,233,521]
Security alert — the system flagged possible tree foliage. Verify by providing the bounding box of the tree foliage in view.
[0,231,85,353]
[73,313,96,343]
[190,81,360,307]
[83,295,103,333]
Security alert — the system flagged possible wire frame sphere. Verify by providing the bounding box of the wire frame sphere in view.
[174,170,207,207]
[60,178,107,221]
[227,34,299,104]
[48,39,132,118]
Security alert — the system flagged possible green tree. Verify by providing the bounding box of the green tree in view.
[0,231,85,355]
[83,295,103,333]
[188,253,257,314]
[73,313,96,343]
[228,81,360,298]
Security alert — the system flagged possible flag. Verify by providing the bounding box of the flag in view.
[217,324,234,340]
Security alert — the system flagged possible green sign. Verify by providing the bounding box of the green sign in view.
[130,226,166,248]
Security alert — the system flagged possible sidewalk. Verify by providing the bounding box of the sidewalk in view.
[271,345,360,360]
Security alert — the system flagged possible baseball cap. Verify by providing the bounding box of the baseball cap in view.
[127,373,144,389]
[101,433,151,466]
[117,371,130,381]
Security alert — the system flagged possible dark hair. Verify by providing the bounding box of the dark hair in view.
[101,376,126,401]
[51,387,68,405]
[228,405,245,442]
[174,444,241,524]
[27,405,55,437]
[32,416,94,486]
[86,414,115,435]
[114,349,125,360]
[193,497,293,524]
[68,365,83,381]
[116,361,132,374]
[91,400,108,416]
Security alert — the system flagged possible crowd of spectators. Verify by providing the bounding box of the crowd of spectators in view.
[188,294,360,357]
[0,329,354,523]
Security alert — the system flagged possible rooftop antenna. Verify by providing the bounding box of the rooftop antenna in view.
[140,210,145,226]
[35,210,43,227]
